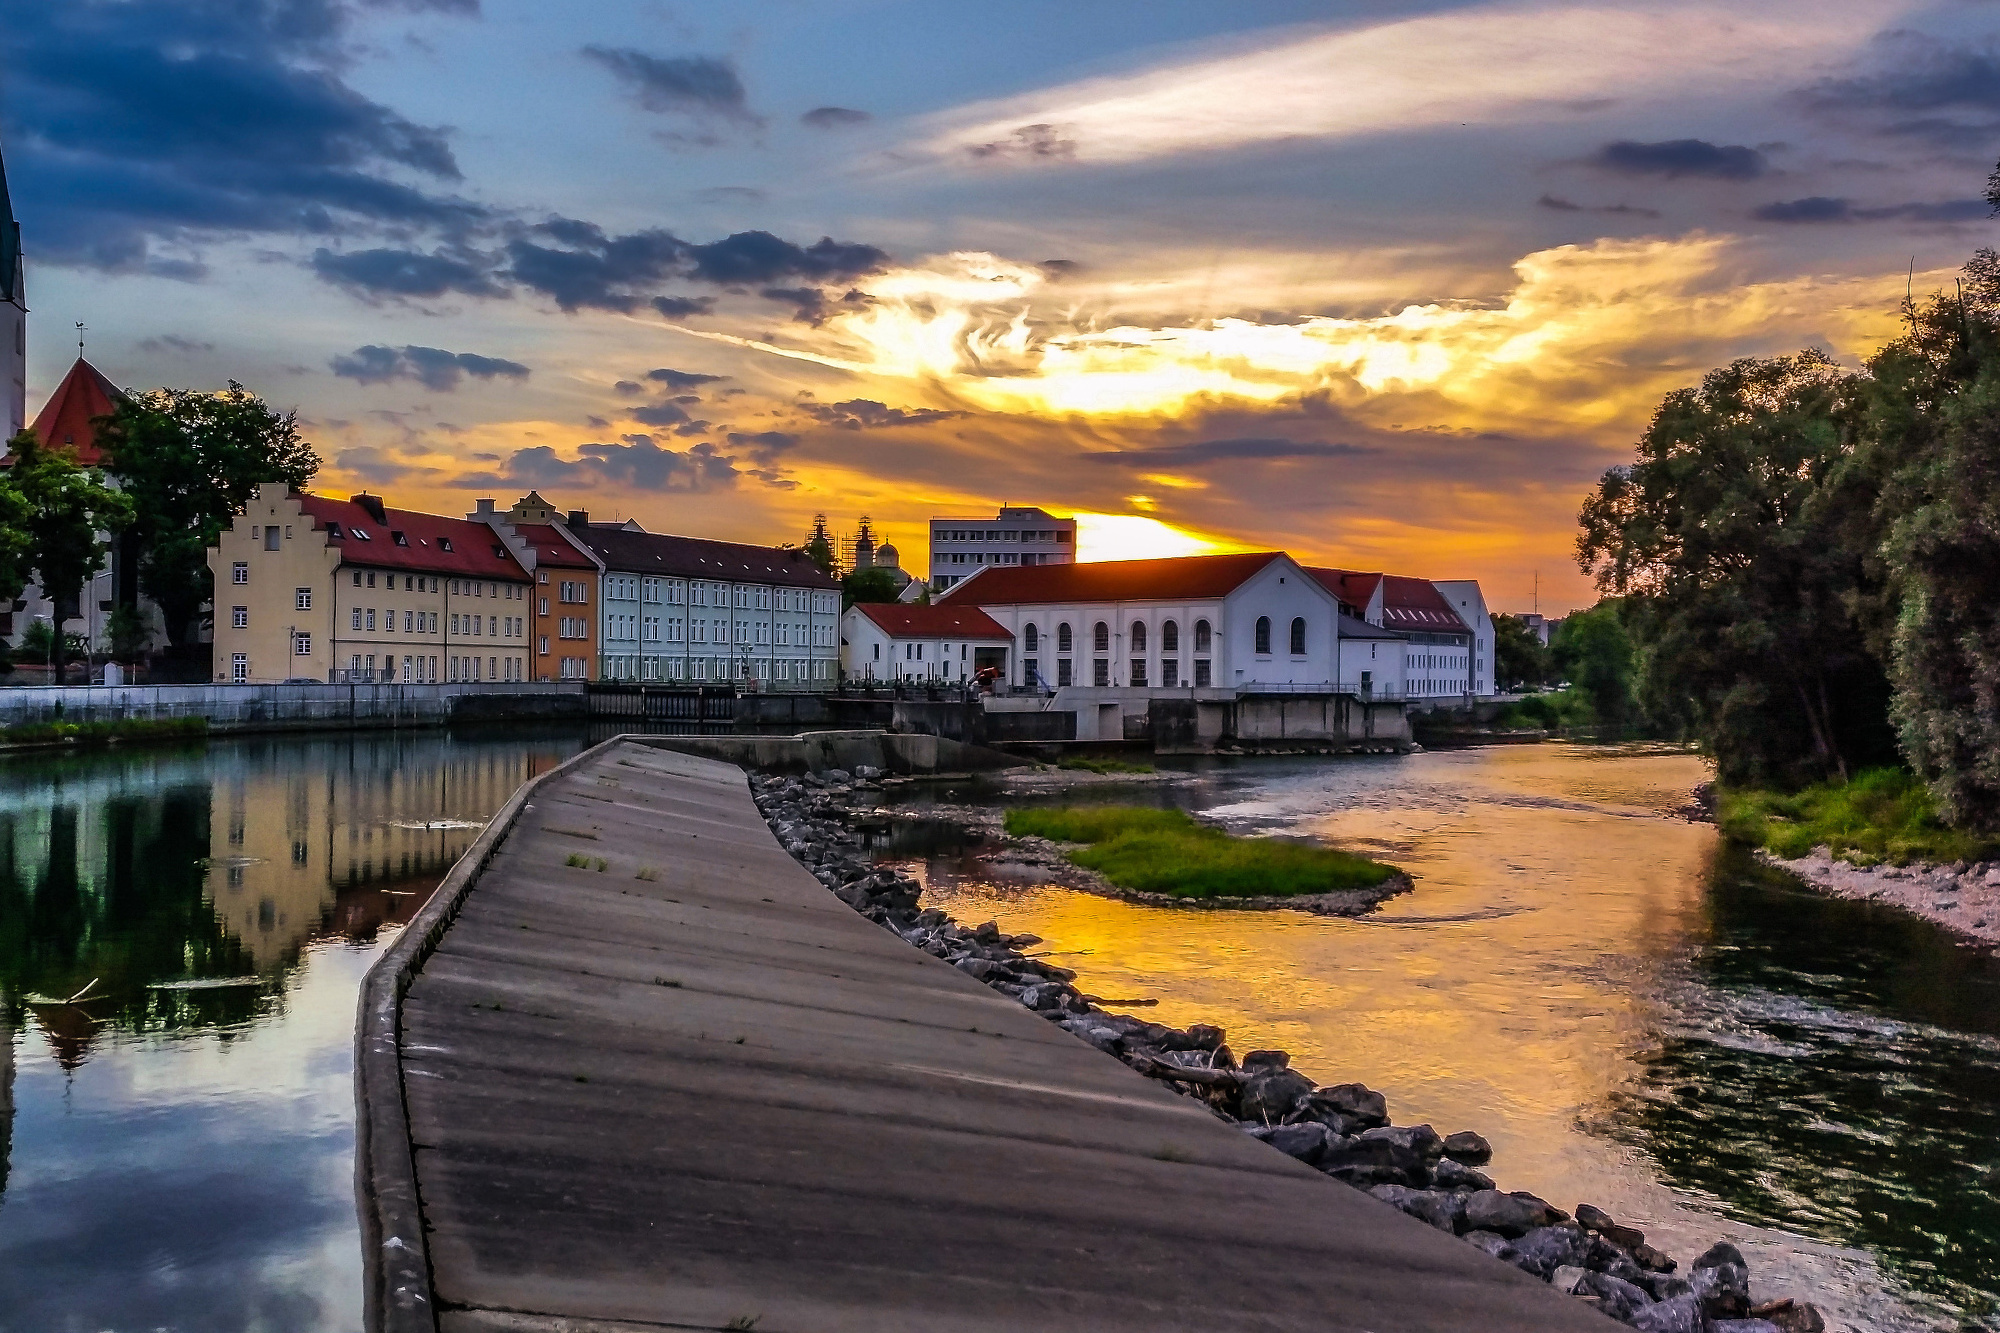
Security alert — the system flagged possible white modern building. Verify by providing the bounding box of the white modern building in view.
[558,509,841,687]
[1432,580,1495,697]
[927,506,1076,593]
[839,603,1013,683]
[1314,568,1485,701]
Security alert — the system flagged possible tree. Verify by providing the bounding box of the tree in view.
[4,431,133,678]
[1550,603,1636,724]
[1576,351,1897,786]
[101,604,150,662]
[96,383,318,646]
[1491,613,1551,692]
[841,566,901,609]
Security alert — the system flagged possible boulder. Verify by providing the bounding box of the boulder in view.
[1576,1203,1647,1251]
[1761,1302,1826,1333]
[1239,1067,1316,1123]
[1462,1189,1567,1239]
[1367,1184,1464,1233]
[1691,1262,1750,1320]
[1319,1135,1425,1188]
[1575,1271,1655,1323]
[1359,1123,1442,1158]
[1693,1242,1747,1271]
[1632,1294,1708,1333]
[1460,1230,1520,1263]
[1441,1130,1493,1163]
[1430,1158,1496,1192]
[1313,1082,1389,1127]
[1637,1273,1693,1304]
[1251,1122,1332,1165]
[1183,1023,1227,1052]
[1506,1224,1591,1279]
[1240,1048,1291,1073]
[1710,1324,1782,1333]
[1550,1265,1590,1294]
[1632,1243,1678,1273]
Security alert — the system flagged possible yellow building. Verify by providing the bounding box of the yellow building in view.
[209,484,535,684]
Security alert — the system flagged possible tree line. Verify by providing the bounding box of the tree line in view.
[1,383,317,672]
[1561,228,2000,830]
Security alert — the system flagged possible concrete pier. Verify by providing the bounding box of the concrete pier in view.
[356,737,1613,1332]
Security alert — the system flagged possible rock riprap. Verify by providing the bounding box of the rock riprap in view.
[748,771,1826,1333]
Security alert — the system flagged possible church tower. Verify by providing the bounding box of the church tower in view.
[0,141,23,441]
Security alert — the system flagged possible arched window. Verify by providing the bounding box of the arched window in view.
[1130,621,1147,652]
[1255,616,1271,654]
[1057,622,1072,653]
[1290,617,1307,655]
[1162,620,1179,653]
[1094,621,1110,653]
[1024,622,1039,652]
[1194,619,1211,652]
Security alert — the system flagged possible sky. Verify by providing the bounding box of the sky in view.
[8,0,2000,610]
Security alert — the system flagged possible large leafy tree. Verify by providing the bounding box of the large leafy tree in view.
[1549,603,1635,723]
[1576,351,1898,786]
[1490,612,1552,692]
[97,383,319,645]
[3,431,134,674]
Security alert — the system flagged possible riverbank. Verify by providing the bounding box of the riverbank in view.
[755,766,1827,1332]
[1762,849,2000,949]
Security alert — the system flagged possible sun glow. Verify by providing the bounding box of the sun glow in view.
[1073,513,1248,563]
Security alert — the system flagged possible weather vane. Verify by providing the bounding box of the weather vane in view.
[75,321,85,355]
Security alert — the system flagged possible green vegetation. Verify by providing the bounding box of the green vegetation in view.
[1719,768,1996,867]
[839,564,903,608]
[1493,689,1597,731]
[1056,755,1156,774]
[1005,804,1398,899]
[1492,612,1553,692]
[0,716,206,748]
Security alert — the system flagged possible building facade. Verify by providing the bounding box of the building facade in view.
[1432,580,1495,697]
[2,144,23,440]
[839,603,1012,683]
[208,484,534,684]
[927,506,1076,593]
[487,494,601,682]
[559,509,840,687]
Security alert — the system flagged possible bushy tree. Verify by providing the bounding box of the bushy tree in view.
[3,432,133,674]
[1491,612,1552,692]
[1550,603,1636,724]
[841,566,902,609]
[96,383,318,645]
[1576,351,1897,785]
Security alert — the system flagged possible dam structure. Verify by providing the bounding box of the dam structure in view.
[355,736,1614,1332]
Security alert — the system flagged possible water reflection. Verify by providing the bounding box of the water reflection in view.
[0,726,583,1333]
[887,746,2000,1333]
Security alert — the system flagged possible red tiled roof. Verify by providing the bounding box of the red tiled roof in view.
[511,523,599,570]
[1380,575,1470,634]
[12,358,120,466]
[296,493,533,580]
[853,603,1012,639]
[937,552,1284,605]
[567,522,836,588]
[1307,567,1383,612]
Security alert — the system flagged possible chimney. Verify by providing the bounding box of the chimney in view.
[566,509,589,528]
[474,498,495,516]
[351,492,387,524]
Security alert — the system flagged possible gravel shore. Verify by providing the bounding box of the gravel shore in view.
[1764,849,2000,948]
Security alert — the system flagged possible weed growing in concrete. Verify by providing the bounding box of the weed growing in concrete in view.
[635,867,659,881]
[565,853,589,868]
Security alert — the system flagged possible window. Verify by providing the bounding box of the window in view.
[1093,621,1109,653]
[232,562,248,585]
[1024,623,1039,652]
[1195,659,1211,687]
[538,635,549,655]
[1058,658,1073,687]
[1093,657,1110,687]
[1255,616,1272,654]
[365,609,376,631]
[294,632,311,656]
[1057,622,1072,653]
[231,606,248,629]
[1130,659,1148,687]
[296,587,312,611]
[404,610,414,632]
[1195,619,1211,652]
[1290,617,1307,656]
[1130,621,1147,653]
[352,608,364,631]
[1162,620,1179,653]
[438,537,452,552]
[264,526,281,552]
[231,652,248,682]
[366,571,376,588]
[1162,660,1179,687]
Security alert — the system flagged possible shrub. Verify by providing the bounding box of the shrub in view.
[1718,767,1996,866]
[1005,804,1397,898]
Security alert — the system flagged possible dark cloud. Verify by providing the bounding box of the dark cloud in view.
[1799,34,2000,145]
[138,334,216,354]
[799,399,963,430]
[329,343,528,390]
[687,231,887,285]
[726,430,799,464]
[613,380,643,396]
[631,401,692,426]
[651,294,717,318]
[581,47,759,128]
[505,219,686,312]
[494,438,745,491]
[1536,194,1662,218]
[311,246,506,299]
[696,186,765,202]
[1588,139,1767,179]
[646,367,725,389]
[1090,437,1378,467]
[967,123,1077,161]
[3,0,484,274]
[1040,259,1082,280]
[1753,196,1988,224]
[801,106,870,129]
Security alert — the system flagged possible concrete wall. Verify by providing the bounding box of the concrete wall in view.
[0,681,587,732]
[635,729,1029,776]
[1152,693,1412,754]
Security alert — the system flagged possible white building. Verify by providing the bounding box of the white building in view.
[1432,580,1495,697]
[839,603,1013,683]
[557,505,841,688]
[927,506,1076,593]
[1314,568,1489,700]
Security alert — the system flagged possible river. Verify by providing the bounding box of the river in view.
[885,745,2000,1333]
[1,736,1994,1331]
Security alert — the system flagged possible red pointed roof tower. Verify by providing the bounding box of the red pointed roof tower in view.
[9,357,121,466]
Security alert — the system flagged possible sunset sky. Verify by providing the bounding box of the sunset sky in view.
[10,0,1998,609]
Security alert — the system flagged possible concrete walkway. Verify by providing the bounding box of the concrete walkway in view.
[359,738,1613,1332]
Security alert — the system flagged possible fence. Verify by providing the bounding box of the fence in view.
[0,681,588,733]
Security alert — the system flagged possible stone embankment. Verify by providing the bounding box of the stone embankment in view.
[755,767,1828,1333]
[1763,849,2000,948]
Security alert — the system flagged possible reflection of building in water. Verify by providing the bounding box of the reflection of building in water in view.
[207,736,564,968]
[2,999,14,1201]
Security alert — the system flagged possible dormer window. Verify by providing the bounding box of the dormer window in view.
[326,522,345,539]
[392,531,409,546]
[352,527,372,541]
[492,545,506,558]
[438,537,453,552]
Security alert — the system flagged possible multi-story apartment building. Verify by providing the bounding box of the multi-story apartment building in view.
[209,484,534,684]
[486,494,601,681]
[562,515,840,687]
[927,506,1075,593]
